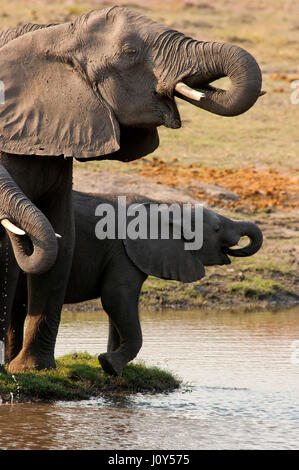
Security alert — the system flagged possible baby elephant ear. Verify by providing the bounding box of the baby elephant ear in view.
[0,25,120,158]
[123,205,205,283]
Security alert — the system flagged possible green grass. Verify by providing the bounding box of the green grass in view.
[141,276,205,307]
[230,255,296,276]
[138,257,299,308]
[246,260,294,276]
[227,277,290,299]
[0,353,181,403]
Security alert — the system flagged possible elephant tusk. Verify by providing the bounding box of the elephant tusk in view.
[1,218,26,236]
[1,219,62,239]
[175,82,206,101]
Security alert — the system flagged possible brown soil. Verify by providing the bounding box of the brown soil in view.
[132,158,299,212]
[74,163,299,213]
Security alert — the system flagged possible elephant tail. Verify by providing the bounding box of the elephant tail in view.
[0,165,58,274]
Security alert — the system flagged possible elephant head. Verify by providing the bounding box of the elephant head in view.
[198,209,263,267]
[0,7,263,164]
[123,204,263,282]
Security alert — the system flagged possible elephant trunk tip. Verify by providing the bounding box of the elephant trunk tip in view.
[226,221,263,257]
[183,41,264,117]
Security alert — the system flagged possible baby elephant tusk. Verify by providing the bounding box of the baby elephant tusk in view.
[1,218,26,236]
[175,82,206,101]
[55,233,62,239]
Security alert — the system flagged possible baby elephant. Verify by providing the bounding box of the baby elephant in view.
[7,191,263,376]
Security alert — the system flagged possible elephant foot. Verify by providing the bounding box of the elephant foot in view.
[98,352,124,377]
[8,350,56,373]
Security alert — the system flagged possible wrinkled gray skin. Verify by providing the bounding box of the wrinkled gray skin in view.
[0,7,263,373]
[6,192,263,376]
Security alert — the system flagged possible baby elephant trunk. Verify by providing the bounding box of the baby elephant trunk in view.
[225,220,263,257]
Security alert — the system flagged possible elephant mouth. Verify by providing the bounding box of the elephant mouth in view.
[161,77,224,129]
[220,249,232,265]
[220,238,243,264]
[155,77,207,129]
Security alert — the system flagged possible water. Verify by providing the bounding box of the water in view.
[0,306,298,450]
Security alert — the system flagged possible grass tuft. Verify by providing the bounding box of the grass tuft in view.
[0,353,181,403]
[227,277,290,299]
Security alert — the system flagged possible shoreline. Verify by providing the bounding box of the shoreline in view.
[64,296,299,314]
[0,353,181,404]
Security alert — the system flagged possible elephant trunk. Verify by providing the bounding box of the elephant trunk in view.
[0,165,58,274]
[177,40,263,116]
[225,220,263,257]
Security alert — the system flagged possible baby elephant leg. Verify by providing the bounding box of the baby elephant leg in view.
[99,258,146,376]
[107,318,121,353]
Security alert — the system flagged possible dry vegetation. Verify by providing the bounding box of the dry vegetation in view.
[1,0,298,308]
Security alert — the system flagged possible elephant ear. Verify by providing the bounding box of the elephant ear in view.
[0,24,120,158]
[123,205,205,282]
[76,125,159,162]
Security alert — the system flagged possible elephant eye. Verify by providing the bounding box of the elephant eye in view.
[214,225,220,233]
[122,45,138,57]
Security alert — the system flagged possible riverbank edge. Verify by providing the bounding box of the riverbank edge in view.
[64,290,299,314]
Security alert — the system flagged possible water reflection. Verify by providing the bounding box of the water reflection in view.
[0,307,298,450]
[57,306,299,392]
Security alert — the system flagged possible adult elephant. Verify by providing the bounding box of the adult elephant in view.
[6,192,263,377]
[0,6,263,373]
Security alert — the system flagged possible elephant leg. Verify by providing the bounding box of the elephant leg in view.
[0,232,20,372]
[5,271,27,363]
[8,179,75,373]
[107,318,121,353]
[99,257,146,376]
